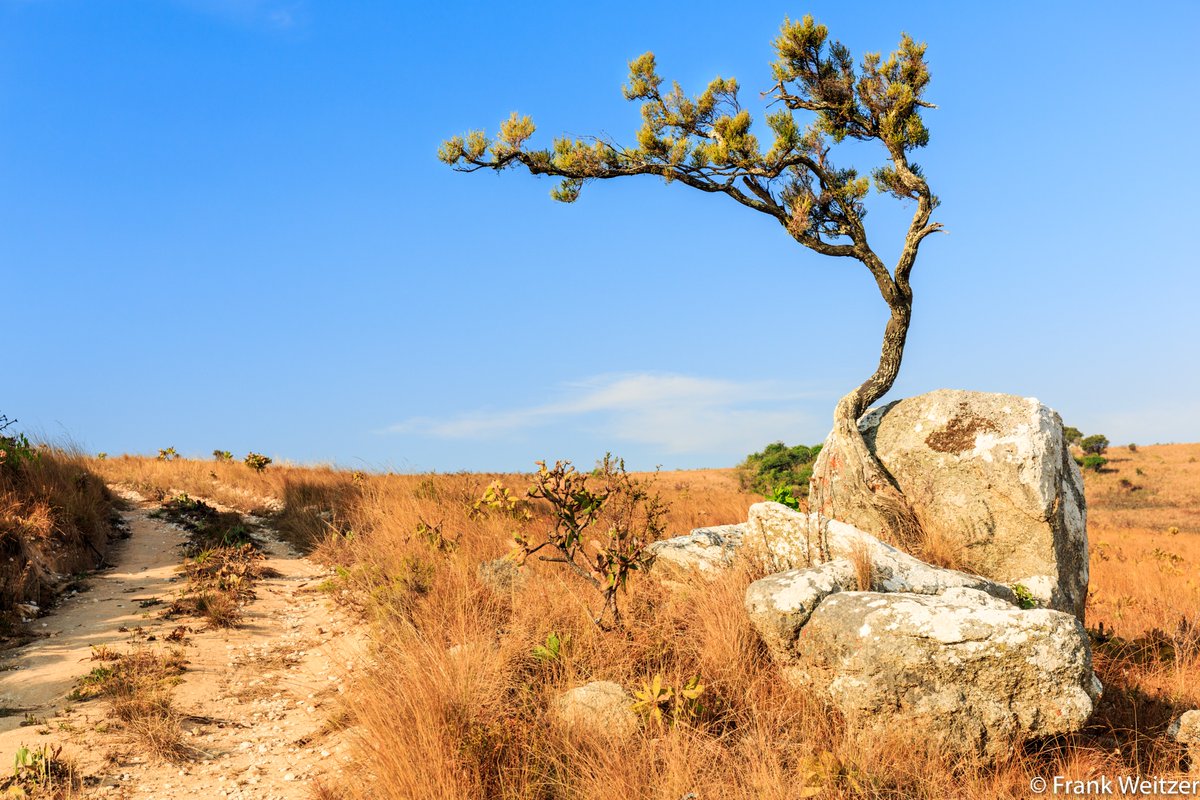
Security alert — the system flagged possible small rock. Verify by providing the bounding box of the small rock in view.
[1168,710,1200,774]
[476,557,523,591]
[554,681,638,740]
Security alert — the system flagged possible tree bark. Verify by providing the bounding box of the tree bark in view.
[808,299,925,552]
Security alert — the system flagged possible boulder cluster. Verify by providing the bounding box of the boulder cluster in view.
[646,390,1100,759]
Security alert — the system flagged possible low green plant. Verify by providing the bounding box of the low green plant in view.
[212,449,233,462]
[1081,434,1110,455]
[244,452,272,472]
[1011,583,1038,609]
[1082,454,1108,472]
[416,517,458,553]
[1062,425,1083,446]
[631,674,705,727]
[769,484,802,510]
[798,750,868,798]
[157,446,179,461]
[531,631,568,663]
[6,743,73,795]
[469,480,531,521]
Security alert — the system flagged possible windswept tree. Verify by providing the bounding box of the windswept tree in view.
[440,16,942,546]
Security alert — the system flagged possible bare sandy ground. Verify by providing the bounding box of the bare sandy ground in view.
[0,495,366,799]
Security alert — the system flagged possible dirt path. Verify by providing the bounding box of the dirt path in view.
[0,494,366,798]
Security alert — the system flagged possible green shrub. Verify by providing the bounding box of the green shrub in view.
[737,441,822,498]
[212,449,233,462]
[0,415,38,469]
[1081,435,1109,455]
[243,452,272,472]
[157,447,179,462]
[1062,426,1083,445]
[1082,455,1108,472]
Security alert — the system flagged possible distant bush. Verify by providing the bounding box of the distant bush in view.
[1062,426,1083,446]
[212,450,233,463]
[1082,455,1108,472]
[737,441,822,498]
[0,415,38,470]
[157,447,179,462]
[244,452,272,473]
[1127,443,1138,453]
[1081,435,1110,455]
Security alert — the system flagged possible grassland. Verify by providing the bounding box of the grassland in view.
[66,444,1200,798]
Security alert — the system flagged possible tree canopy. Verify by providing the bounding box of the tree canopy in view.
[440,15,944,545]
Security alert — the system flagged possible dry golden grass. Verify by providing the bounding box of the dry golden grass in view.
[71,646,192,762]
[0,445,116,629]
[75,448,1200,798]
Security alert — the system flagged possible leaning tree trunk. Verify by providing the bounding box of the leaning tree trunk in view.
[808,302,925,553]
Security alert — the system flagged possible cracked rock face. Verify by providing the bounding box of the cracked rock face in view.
[792,589,1101,760]
[853,389,1088,619]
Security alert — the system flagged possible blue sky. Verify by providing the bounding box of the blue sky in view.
[3,0,1198,471]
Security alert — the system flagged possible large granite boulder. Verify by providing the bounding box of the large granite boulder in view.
[792,588,1101,760]
[847,389,1088,619]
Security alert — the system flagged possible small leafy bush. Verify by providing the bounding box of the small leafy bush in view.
[769,484,802,510]
[157,447,179,461]
[517,454,666,627]
[631,674,705,727]
[1080,434,1110,455]
[244,452,272,472]
[1062,426,1083,445]
[1011,583,1038,609]
[737,441,822,498]
[1082,455,1108,472]
[0,415,38,469]
[212,449,233,462]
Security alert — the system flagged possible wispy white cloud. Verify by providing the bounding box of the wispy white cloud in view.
[383,373,830,454]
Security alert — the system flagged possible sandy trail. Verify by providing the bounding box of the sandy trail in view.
[0,496,366,799]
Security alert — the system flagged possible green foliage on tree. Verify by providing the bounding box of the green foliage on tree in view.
[738,441,822,498]
[440,15,944,544]
[1062,426,1083,445]
[1081,435,1110,455]
[1082,454,1108,472]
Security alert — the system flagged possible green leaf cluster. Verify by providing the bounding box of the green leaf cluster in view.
[737,441,822,498]
[437,13,939,253]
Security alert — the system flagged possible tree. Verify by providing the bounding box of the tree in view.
[1080,435,1109,455]
[439,16,943,547]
